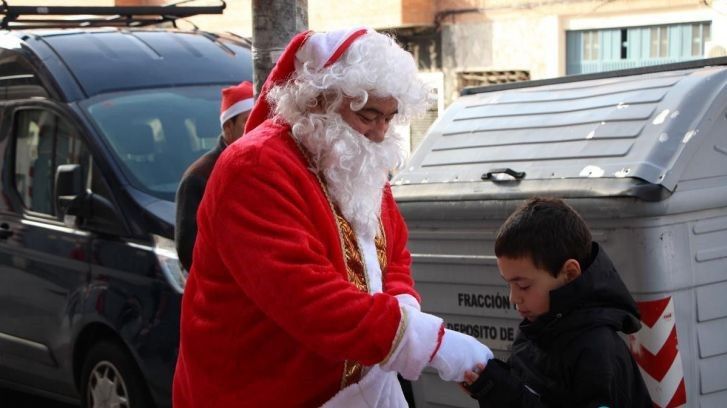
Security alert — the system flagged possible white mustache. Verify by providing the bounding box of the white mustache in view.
[293,113,406,239]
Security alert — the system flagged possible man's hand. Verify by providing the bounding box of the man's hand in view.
[429,329,493,382]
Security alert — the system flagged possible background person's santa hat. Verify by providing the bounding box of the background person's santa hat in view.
[220,80,254,127]
[244,27,370,133]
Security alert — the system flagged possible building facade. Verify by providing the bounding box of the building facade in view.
[307,1,726,104]
[307,0,726,147]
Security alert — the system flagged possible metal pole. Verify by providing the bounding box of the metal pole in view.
[251,0,307,97]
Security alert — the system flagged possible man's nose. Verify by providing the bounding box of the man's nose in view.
[367,119,388,143]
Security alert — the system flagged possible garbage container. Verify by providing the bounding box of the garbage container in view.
[392,57,727,408]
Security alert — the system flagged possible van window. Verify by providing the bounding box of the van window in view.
[13,109,89,215]
[0,52,49,99]
[81,85,223,201]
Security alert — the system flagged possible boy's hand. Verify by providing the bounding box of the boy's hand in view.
[461,363,487,394]
[463,363,486,385]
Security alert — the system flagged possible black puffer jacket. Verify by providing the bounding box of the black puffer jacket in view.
[469,243,652,408]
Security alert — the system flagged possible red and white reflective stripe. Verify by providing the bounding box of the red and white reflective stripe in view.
[628,296,687,408]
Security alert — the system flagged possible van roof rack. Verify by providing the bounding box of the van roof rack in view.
[0,0,226,30]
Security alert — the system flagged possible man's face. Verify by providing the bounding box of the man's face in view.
[337,95,398,143]
[497,256,567,322]
[223,111,250,144]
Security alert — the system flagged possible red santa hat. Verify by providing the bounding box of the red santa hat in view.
[220,80,254,127]
[244,27,370,133]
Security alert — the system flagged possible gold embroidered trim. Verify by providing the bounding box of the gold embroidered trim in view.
[380,306,409,365]
[340,360,364,389]
[375,220,387,272]
[336,213,368,292]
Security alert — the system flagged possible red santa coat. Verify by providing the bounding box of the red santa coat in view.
[173,119,419,407]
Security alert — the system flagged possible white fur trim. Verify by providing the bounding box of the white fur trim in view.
[295,27,369,72]
[379,306,442,381]
[320,365,407,408]
[219,97,254,127]
[356,234,382,294]
[394,294,420,311]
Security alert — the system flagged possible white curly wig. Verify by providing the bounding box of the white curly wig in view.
[267,29,430,133]
[266,29,430,239]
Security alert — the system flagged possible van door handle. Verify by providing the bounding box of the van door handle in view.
[0,223,13,239]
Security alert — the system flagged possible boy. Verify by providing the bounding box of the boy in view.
[464,197,652,407]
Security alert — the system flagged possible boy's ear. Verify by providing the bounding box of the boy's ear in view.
[561,259,581,283]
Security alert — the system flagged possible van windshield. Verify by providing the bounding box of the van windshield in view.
[82,85,228,202]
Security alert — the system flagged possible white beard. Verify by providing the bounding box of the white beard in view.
[292,113,406,240]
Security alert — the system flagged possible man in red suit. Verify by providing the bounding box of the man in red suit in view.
[173,27,493,407]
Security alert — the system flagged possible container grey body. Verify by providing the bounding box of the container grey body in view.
[393,58,727,408]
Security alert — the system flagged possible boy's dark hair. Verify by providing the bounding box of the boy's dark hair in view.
[495,197,592,277]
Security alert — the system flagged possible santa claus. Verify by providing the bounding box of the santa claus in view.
[173,27,493,407]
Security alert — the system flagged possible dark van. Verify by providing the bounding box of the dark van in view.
[0,4,252,407]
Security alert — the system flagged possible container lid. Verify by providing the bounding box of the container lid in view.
[393,58,727,202]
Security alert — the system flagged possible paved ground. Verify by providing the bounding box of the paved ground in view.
[0,387,78,408]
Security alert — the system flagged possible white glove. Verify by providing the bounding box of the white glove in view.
[429,329,494,382]
[379,305,442,381]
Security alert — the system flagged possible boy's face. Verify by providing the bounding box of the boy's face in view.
[497,256,572,322]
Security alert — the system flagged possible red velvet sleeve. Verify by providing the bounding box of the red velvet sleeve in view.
[381,185,421,303]
[207,137,402,365]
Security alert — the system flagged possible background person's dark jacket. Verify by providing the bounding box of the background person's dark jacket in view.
[175,136,226,271]
[469,242,652,408]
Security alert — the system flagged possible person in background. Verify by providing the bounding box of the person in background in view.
[173,27,494,407]
[464,197,652,408]
[174,81,253,271]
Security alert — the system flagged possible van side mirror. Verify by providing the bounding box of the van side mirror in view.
[85,193,127,235]
[55,164,84,217]
[54,164,127,234]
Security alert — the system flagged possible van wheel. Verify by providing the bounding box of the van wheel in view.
[80,340,153,408]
